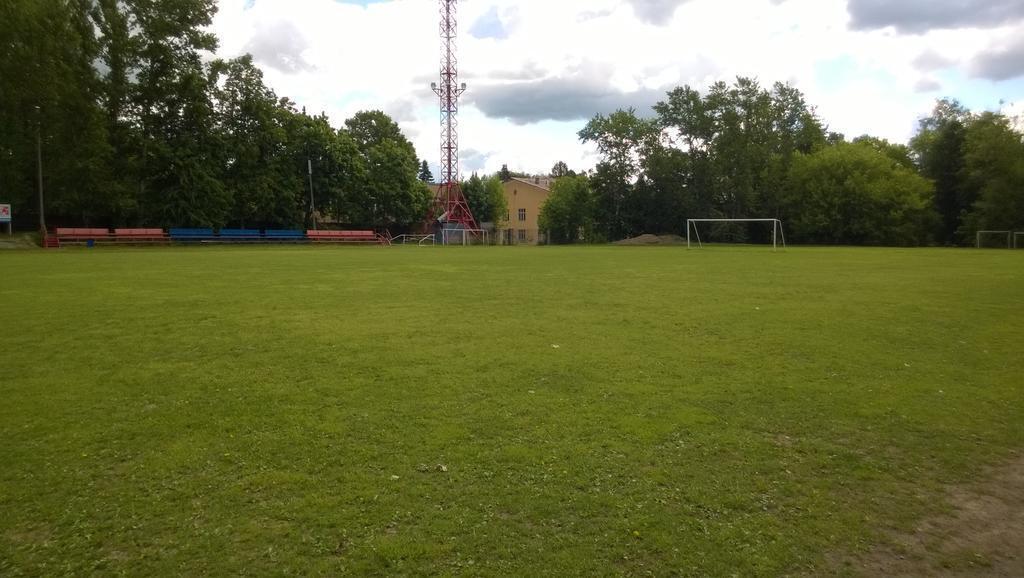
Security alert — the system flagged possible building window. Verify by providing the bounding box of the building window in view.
[518,229,527,242]
[518,208,526,222]
[506,210,510,222]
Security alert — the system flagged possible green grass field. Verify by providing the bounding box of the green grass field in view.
[1,245,1022,575]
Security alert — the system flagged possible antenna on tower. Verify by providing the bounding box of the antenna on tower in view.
[426,0,479,235]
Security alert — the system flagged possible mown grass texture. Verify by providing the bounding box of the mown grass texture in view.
[1,245,1022,575]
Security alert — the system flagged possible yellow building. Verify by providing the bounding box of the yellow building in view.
[498,176,552,245]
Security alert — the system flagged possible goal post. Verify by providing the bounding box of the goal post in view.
[976,230,1012,249]
[687,219,787,251]
[441,227,489,246]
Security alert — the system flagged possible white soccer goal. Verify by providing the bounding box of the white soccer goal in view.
[687,219,787,251]
[391,234,436,246]
[441,228,489,246]
[976,230,1012,249]
[1016,232,1024,249]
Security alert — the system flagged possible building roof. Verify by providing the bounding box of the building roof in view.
[508,176,553,191]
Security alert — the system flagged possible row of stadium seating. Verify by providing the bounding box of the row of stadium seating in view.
[48,228,390,247]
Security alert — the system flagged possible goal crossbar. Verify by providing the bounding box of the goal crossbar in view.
[687,218,786,251]
[441,227,489,246]
[976,230,1012,249]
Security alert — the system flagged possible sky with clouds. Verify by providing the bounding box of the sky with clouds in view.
[211,0,1024,177]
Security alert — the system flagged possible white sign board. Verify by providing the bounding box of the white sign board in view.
[0,204,11,223]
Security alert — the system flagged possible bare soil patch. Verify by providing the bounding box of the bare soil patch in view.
[834,452,1024,576]
[613,234,688,246]
[0,233,39,249]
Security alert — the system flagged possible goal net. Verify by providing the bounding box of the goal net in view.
[686,219,786,251]
[976,230,1012,249]
[441,227,489,246]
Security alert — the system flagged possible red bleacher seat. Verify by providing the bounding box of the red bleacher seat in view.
[113,228,168,243]
[114,228,165,237]
[55,228,112,241]
[306,230,381,243]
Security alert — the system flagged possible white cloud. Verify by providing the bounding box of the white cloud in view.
[211,0,1024,174]
[969,33,1024,81]
[1003,100,1024,131]
[243,19,313,73]
[914,77,943,93]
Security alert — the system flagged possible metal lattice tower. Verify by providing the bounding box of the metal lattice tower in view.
[427,0,478,231]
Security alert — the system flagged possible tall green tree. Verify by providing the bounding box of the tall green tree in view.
[579,78,827,241]
[462,173,507,226]
[461,173,485,221]
[141,63,228,227]
[418,160,434,183]
[484,176,509,229]
[285,108,365,229]
[539,175,595,243]
[550,161,570,178]
[93,0,140,224]
[587,162,638,240]
[103,0,228,226]
[344,111,430,229]
[654,78,826,234]
[579,108,654,179]
[0,0,432,233]
[579,108,656,240]
[784,141,936,246]
[910,99,972,244]
[852,135,915,170]
[635,146,696,235]
[958,112,1024,238]
[0,0,111,227]
[212,56,300,227]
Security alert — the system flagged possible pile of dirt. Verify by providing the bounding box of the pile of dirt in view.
[613,234,688,246]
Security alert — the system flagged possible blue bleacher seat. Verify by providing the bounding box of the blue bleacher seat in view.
[264,230,306,241]
[218,229,261,240]
[169,228,215,242]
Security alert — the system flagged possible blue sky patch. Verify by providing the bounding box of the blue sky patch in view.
[470,7,509,40]
[934,69,1024,112]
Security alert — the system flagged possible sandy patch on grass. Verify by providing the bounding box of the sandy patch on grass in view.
[0,234,40,249]
[834,452,1024,576]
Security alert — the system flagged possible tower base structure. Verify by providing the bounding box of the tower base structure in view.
[427,181,479,231]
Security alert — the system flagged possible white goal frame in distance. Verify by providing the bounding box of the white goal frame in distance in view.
[441,228,489,246]
[1016,232,1024,249]
[976,230,1012,249]
[687,219,787,251]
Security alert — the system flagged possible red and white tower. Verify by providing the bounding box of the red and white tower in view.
[427,0,478,231]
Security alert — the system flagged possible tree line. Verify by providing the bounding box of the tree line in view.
[4,2,1020,244]
[541,79,1024,246]
[1,0,438,232]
